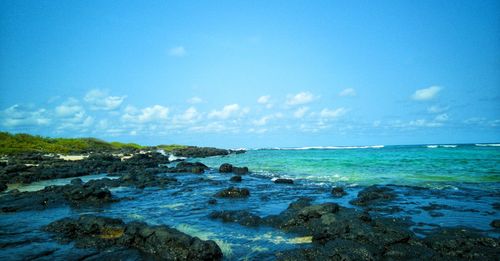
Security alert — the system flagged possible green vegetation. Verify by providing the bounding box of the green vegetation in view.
[0,132,150,154]
[155,144,188,152]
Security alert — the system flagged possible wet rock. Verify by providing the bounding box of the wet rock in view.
[331,186,347,197]
[0,181,116,212]
[218,163,249,174]
[45,215,223,261]
[349,185,396,206]
[233,166,249,174]
[230,175,242,182]
[210,210,262,227]
[219,163,233,173]
[423,228,500,260]
[70,178,83,186]
[274,178,294,184]
[276,239,378,261]
[491,219,500,228]
[208,199,217,205]
[173,146,229,158]
[173,162,208,173]
[0,181,7,192]
[214,187,250,198]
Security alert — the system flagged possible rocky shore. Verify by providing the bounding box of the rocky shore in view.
[1,147,499,260]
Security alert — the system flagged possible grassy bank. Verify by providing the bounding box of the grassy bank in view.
[0,132,187,154]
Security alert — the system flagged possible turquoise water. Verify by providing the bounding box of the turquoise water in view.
[1,144,499,260]
[194,144,500,190]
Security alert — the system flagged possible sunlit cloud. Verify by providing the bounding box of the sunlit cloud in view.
[412,86,441,101]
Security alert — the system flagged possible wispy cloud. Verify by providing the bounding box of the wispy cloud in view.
[122,105,169,123]
[187,96,203,104]
[339,88,356,97]
[1,105,51,127]
[286,91,315,105]
[427,105,448,114]
[257,95,272,108]
[84,89,126,110]
[320,107,348,119]
[412,86,442,101]
[168,46,187,57]
[293,107,309,118]
[208,104,248,119]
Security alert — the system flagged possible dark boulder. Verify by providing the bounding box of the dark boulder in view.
[210,210,262,227]
[214,187,250,198]
[44,215,223,261]
[174,162,208,173]
[230,175,242,182]
[331,186,347,197]
[219,163,233,173]
[233,167,249,175]
[274,178,294,184]
[491,219,500,228]
[350,185,396,206]
[0,182,7,192]
[208,199,217,205]
[173,146,229,158]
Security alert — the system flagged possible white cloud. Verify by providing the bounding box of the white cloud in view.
[208,104,248,119]
[187,96,203,104]
[339,88,356,97]
[1,105,51,127]
[427,105,448,114]
[320,107,348,119]
[408,119,443,127]
[122,105,169,123]
[412,86,442,101]
[293,107,309,118]
[257,95,270,104]
[252,113,282,126]
[286,92,315,105]
[168,46,186,57]
[55,98,83,118]
[174,107,201,123]
[434,113,448,122]
[84,89,126,110]
[257,95,273,109]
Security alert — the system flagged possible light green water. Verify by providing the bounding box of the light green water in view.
[194,144,500,190]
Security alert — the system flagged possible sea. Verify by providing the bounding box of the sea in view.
[1,143,499,260]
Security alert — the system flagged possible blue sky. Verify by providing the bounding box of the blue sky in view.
[1,0,499,148]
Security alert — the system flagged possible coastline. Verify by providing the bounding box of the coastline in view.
[0,138,499,260]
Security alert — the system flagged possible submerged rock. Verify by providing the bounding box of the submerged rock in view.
[218,163,249,174]
[173,162,209,173]
[230,175,242,182]
[219,163,233,173]
[491,219,500,228]
[349,185,396,206]
[274,178,294,184]
[0,181,116,212]
[44,215,223,261]
[209,210,262,227]
[331,186,347,197]
[214,187,250,198]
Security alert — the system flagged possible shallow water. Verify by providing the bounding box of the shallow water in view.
[0,144,499,260]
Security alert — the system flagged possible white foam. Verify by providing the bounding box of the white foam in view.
[271,145,384,150]
[426,145,438,148]
[475,143,500,147]
[168,154,187,161]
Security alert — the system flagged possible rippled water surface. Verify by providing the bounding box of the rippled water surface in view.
[1,144,499,260]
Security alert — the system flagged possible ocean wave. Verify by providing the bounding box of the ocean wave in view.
[269,145,385,150]
[426,144,458,148]
[475,143,500,147]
